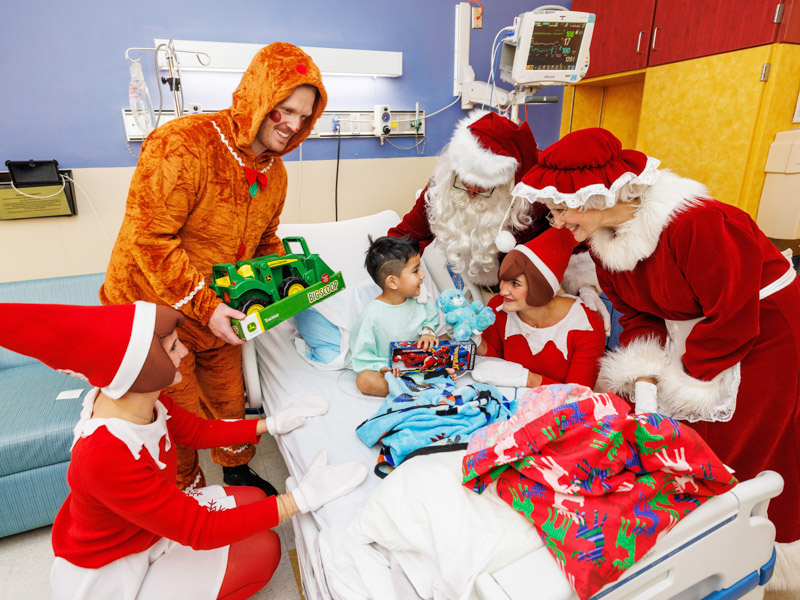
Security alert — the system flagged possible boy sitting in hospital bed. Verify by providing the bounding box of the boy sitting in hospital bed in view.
[349,235,444,396]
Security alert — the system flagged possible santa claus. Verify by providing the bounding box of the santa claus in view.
[388,109,610,330]
[388,109,546,287]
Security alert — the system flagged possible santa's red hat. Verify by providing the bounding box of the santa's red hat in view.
[511,127,660,210]
[446,110,538,189]
[498,227,578,307]
[0,301,184,399]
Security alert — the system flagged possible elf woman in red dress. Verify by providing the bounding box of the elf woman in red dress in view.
[0,301,367,600]
[472,226,607,389]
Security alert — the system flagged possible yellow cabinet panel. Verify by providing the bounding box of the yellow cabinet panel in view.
[741,44,800,217]
[637,46,771,212]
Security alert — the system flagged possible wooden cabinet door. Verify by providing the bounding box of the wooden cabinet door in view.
[778,0,800,43]
[648,0,780,66]
[571,0,656,78]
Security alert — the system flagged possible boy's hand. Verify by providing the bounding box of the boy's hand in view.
[416,333,438,351]
[380,366,402,378]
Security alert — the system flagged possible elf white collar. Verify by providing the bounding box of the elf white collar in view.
[503,297,592,359]
[73,388,172,469]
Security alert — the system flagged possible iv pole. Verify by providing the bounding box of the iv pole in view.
[125,41,210,117]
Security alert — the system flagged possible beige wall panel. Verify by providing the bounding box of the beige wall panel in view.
[284,156,436,224]
[0,167,133,283]
[741,44,800,217]
[1,157,437,283]
[637,46,771,210]
[599,81,644,150]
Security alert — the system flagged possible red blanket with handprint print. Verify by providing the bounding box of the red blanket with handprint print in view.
[462,384,737,600]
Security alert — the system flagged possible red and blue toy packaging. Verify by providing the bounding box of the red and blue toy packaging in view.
[389,339,476,374]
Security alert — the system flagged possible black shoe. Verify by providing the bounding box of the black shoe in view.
[222,464,278,497]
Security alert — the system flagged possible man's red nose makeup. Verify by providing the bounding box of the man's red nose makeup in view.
[269,110,282,123]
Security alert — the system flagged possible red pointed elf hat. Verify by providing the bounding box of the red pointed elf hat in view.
[498,227,578,307]
[0,301,184,399]
[511,128,660,209]
[447,110,538,189]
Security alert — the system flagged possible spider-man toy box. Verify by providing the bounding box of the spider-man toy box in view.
[389,339,477,374]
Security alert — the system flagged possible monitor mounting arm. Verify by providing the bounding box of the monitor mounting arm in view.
[453,2,539,116]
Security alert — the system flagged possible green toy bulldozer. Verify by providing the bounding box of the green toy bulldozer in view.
[209,237,345,339]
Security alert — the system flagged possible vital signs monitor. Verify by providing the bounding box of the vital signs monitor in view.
[499,10,595,86]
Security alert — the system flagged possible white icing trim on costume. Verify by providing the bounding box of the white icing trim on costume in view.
[73,389,171,469]
[514,244,560,295]
[503,298,592,359]
[173,279,205,309]
[103,301,155,400]
[211,120,273,174]
[218,444,251,454]
[512,157,662,208]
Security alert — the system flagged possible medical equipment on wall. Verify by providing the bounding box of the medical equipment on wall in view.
[124,41,210,131]
[454,2,594,117]
[128,60,155,138]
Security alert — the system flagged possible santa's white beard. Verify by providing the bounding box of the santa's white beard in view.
[426,180,529,286]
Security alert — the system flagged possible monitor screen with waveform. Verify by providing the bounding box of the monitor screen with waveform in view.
[525,21,588,71]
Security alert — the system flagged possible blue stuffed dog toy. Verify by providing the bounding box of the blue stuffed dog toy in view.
[435,288,495,341]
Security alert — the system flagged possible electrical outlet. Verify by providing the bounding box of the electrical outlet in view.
[472,5,483,29]
[188,103,202,114]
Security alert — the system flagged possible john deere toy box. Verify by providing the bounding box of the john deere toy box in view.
[210,237,345,341]
[389,339,477,374]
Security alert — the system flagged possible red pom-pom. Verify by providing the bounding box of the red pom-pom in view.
[295,64,308,75]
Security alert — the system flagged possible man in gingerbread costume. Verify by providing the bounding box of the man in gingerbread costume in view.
[101,43,327,493]
[388,109,611,330]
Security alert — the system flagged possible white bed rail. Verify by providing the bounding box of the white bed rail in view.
[475,471,783,600]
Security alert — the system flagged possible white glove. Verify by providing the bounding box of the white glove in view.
[634,381,659,414]
[578,286,611,337]
[290,450,369,513]
[471,357,529,388]
[266,395,328,435]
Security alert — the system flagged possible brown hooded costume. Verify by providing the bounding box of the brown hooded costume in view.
[101,43,327,489]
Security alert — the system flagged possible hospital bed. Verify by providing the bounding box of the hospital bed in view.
[243,210,783,600]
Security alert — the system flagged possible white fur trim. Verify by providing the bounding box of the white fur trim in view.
[446,109,519,189]
[597,337,670,396]
[102,301,155,400]
[589,171,709,272]
[561,251,600,295]
[769,539,800,592]
[512,157,661,208]
[657,359,740,423]
[514,244,559,295]
[495,230,516,253]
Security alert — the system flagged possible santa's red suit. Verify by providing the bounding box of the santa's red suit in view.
[481,294,606,388]
[593,172,800,547]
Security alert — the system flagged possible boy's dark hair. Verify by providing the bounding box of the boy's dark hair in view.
[364,235,420,289]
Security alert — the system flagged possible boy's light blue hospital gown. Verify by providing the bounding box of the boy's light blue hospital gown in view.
[349,298,440,372]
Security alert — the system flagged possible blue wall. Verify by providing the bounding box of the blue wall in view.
[0,0,566,168]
